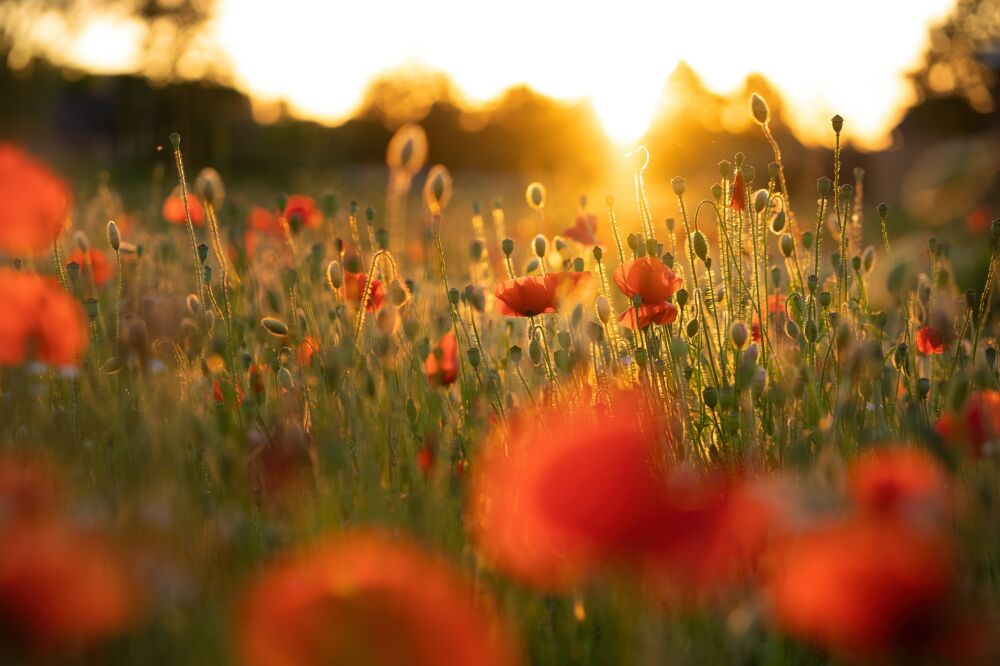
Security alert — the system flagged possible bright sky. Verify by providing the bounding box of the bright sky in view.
[5,0,957,149]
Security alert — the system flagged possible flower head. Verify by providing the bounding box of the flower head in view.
[0,269,88,367]
[848,447,951,524]
[424,330,459,386]
[343,272,385,312]
[162,186,204,226]
[563,212,598,246]
[284,195,323,230]
[729,170,746,212]
[0,144,71,255]
[494,272,590,318]
[68,248,113,289]
[618,302,678,330]
[613,258,681,305]
[916,325,947,355]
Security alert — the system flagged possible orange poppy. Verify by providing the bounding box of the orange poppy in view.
[767,293,785,314]
[297,336,319,367]
[935,390,1000,458]
[247,206,283,237]
[613,257,682,305]
[162,186,205,226]
[916,325,947,355]
[847,447,951,523]
[424,329,459,386]
[0,269,88,367]
[494,271,590,317]
[237,530,518,666]
[0,522,136,652]
[765,519,955,658]
[284,195,323,230]
[68,248,113,289]
[343,272,385,312]
[563,212,598,245]
[0,144,71,256]
[729,170,746,212]
[618,302,678,330]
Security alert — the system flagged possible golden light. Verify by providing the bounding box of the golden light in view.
[5,0,959,148]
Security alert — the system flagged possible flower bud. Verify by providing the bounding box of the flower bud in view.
[526,182,546,210]
[278,367,294,391]
[326,261,343,290]
[779,233,794,258]
[467,347,481,368]
[770,210,786,234]
[195,167,225,208]
[804,319,818,343]
[862,245,876,273]
[501,238,514,257]
[818,291,832,308]
[529,338,543,366]
[817,176,832,197]
[730,322,748,349]
[686,319,699,338]
[592,246,603,262]
[671,177,686,196]
[692,230,708,262]
[423,165,452,214]
[784,319,800,340]
[917,377,930,399]
[702,386,719,409]
[107,220,121,251]
[596,295,611,323]
[675,288,689,309]
[768,162,780,180]
[261,317,289,337]
[711,183,723,202]
[750,93,769,124]
[831,114,844,134]
[753,189,769,214]
[533,234,547,259]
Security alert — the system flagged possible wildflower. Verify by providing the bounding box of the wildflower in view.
[238,531,517,666]
[0,269,88,367]
[0,522,136,652]
[848,447,951,524]
[563,212,598,245]
[162,186,205,226]
[416,440,435,475]
[284,195,323,230]
[67,248,113,289]
[297,336,319,368]
[934,390,1000,458]
[618,302,678,330]
[765,519,956,659]
[424,330,459,386]
[494,272,590,317]
[343,272,386,312]
[729,170,746,212]
[916,326,947,355]
[247,206,282,237]
[0,144,71,255]
[767,293,785,314]
[613,258,682,305]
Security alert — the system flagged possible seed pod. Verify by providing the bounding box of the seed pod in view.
[771,265,782,288]
[802,231,814,250]
[84,297,100,319]
[807,274,819,293]
[587,321,604,343]
[533,234,547,259]
[741,165,755,184]
[751,93,769,124]
[851,256,862,273]
[573,257,584,272]
[592,246,603,262]
[501,238,514,257]
[509,345,522,365]
[768,162,780,180]
[596,295,611,324]
[730,322,748,349]
[675,289,689,308]
[662,252,675,269]
[985,346,996,369]
[261,317,289,337]
[65,261,80,284]
[671,177,686,196]
[692,230,709,262]
[917,377,930,400]
[817,177,832,197]
[831,114,844,134]
[718,160,732,179]
[526,182,546,210]
[711,183,723,202]
[779,233,794,258]
[703,386,719,409]
[819,291,832,308]
[107,220,121,251]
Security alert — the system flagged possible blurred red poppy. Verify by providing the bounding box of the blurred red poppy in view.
[494,272,590,317]
[0,522,136,652]
[238,530,518,666]
[343,272,385,312]
[563,212,598,245]
[613,258,681,305]
[767,293,785,314]
[284,195,323,230]
[916,325,947,355]
[424,329,459,386]
[935,390,1000,458]
[162,186,204,226]
[0,269,88,367]
[416,442,434,475]
[848,447,951,523]
[618,302,678,330]
[68,248,113,289]
[0,144,71,256]
[297,336,319,368]
[765,519,955,659]
[729,171,746,212]
[247,206,282,237]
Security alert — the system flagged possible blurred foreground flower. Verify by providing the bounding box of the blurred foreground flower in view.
[162,186,204,226]
[424,329,459,386]
[343,272,386,313]
[0,269,87,367]
[935,390,1000,458]
[0,144,71,256]
[68,248,113,289]
[848,446,952,524]
[493,272,590,317]
[238,530,518,666]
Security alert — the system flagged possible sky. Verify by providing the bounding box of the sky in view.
[3,0,958,149]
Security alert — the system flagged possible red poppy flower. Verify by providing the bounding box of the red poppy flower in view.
[613,258,681,305]
[162,187,204,226]
[935,390,1000,458]
[729,170,746,212]
[494,272,590,317]
[238,530,518,666]
[247,363,267,397]
[563,212,598,245]
[424,329,459,386]
[916,326,947,355]
[618,302,678,330]
[284,195,323,230]
[0,522,136,652]
[297,336,319,367]
[848,447,951,523]
[765,519,955,658]
[0,269,88,367]
[416,443,435,475]
[68,248,113,289]
[0,144,71,256]
[767,293,785,314]
[247,206,282,237]
[343,272,385,312]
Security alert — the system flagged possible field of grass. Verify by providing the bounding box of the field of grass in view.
[1,97,999,665]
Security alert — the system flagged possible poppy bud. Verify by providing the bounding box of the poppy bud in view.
[917,377,930,400]
[768,162,780,180]
[802,231,814,250]
[501,238,514,257]
[753,189,769,214]
[554,349,571,373]
[804,319,818,343]
[467,347,481,368]
[662,252,674,268]
[169,132,181,149]
[985,346,996,369]
[448,288,460,306]
[779,233,794,258]
[375,227,389,250]
[671,177,686,196]
[734,152,745,169]
[596,295,611,323]
[730,322,748,349]
[785,319,800,340]
[686,318,699,338]
[771,210,786,234]
[107,220,121,251]
[711,183,723,202]
[750,93,769,124]
[851,255,862,273]
[529,338,543,366]
[592,246,603,262]
[751,366,768,397]
[702,386,719,409]
[278,367,294,391]
[195,167,225,208]
[326,261,343,290]
[675,289,689,308]
[526,182,546,210]
[744,342,759,366]
[831,114,844,134]
[817,177,832,197]
[533,234,547,259]
[692,230,709,262]
[586,321,603,343]
[423,165,452,214]
[862,245,876,273]
[261,317,289,337]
